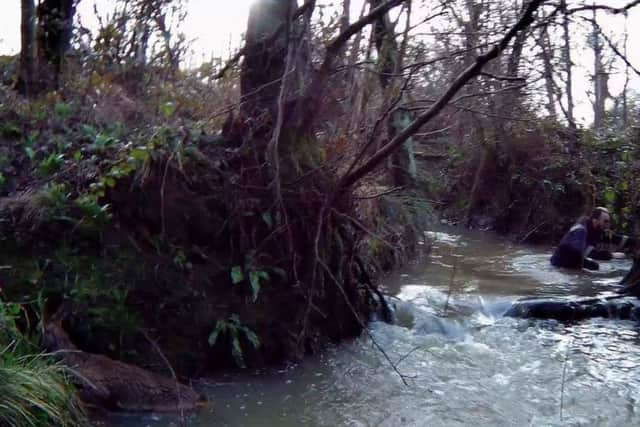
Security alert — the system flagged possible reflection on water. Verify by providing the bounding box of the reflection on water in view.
[104,227,640,427]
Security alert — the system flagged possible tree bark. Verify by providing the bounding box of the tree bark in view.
[560,0,576,127]
[240,0,297,122]
[36,0,76,91]
[16,0,37,96]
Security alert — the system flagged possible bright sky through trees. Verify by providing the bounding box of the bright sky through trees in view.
[0,0,638,124]
[0,0,253,59]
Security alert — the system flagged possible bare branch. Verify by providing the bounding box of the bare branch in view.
[338,0,547,191]
[408,103,537,123]
[480,71,526,82]
[567,0,640,15]
[402,42,492,71]
[354,186,405,200]
[324,0,406,62]
[451,82,529,103]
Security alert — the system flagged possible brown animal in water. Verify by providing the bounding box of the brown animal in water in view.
[41,309,203,412]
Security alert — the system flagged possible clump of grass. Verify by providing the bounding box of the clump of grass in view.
[1,300,86,427]
[0,348,87,427]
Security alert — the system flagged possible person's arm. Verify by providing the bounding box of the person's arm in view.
[602,230,634,251]
[560,223,599,269]
[587,248,612,261]
[582,258,600,270]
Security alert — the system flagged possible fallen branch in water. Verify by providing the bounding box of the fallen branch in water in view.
[559,338,573,422]
[138,328,186,425]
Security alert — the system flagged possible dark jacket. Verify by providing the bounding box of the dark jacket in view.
[550,217,630,270]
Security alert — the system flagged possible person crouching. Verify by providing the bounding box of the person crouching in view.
[551,207,635,270]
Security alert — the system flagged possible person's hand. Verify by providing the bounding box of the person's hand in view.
[583,258,600,270]
[623,237,640,256]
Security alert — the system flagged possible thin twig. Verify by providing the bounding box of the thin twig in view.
[560,338,573,421]
[480,71,527,82]
[138,328,185,424]
[443,254,458,316]
[520,220,549,243]
[354,186,404,200]
[567,1,640,15]
[332,209,397,251]
[318,258,414,386]
[353,253,393,323]
[395,346,421,366]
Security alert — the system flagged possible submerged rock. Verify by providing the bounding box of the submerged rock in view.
[506,255,640,322]
[505,298,640,322]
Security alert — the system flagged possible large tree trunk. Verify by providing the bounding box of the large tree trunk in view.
[36,0,76,91]
[240,0,297,123]
[16,0,37,96]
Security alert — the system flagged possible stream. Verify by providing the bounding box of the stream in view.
[102,227,640,426]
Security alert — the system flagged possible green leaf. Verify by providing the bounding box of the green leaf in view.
[604,187,616,204]
[54,101,72,120]
[231,266,244,284]
[208,330,219,346]
[249,271,261,301]
[103,176,116,188]
[160,101,176,119]
[24,147,35,160]
[231,336,245,368]
[73,150,82,162]
[130,147,150,162]
[81,124,97,138]
[244,330,260,349]
[208,320,225,346]
[261,212,273,228]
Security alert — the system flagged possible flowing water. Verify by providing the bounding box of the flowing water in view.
[103,227,640,426]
